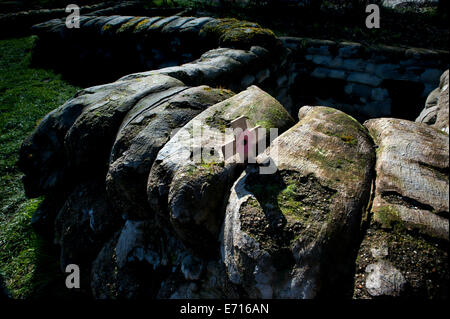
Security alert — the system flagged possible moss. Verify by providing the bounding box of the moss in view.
[239,197,296,270]
[241,170,337,268]
[220,26,277,49]
[298,107,374,185]
[323,129,357,145]
[243,101,293,131]
[93,110,102,117]
[278,195,306,219]
[201,18,261,39]
[200,160,224,170]
[205,109,230,133]
[102,24,112,32]
[247,171,335,223]
[277,176,332,221]
[340,134,357,145]
[306,147,337,170]
[373,205,404,231]
[200,18,277,49]
[281,184,296,197]
[307,108,367,144]
[187,158,224,177]
[117,17,143,34]
[219,88,233,96]
[133,18,151,33]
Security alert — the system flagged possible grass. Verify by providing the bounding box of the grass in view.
[0,36,80,298]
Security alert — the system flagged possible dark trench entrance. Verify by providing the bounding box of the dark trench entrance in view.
[382,79,426,121]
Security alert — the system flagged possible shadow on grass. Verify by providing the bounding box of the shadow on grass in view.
[28,233,91,299]
[0,35,83,299]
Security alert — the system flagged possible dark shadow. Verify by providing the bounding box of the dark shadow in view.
[382,79,426,120]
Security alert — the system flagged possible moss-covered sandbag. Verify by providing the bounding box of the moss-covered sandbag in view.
[64,75,185,177]
[18,74,183,197]
[221,106,375,298]
[351,118,450,299]
[147,85,295,257]
[31,15,281,83]
[199,18,279,51]
[106,85,235,220]
[119,46,273,94]
[365,118,449,240]
[416,70,449,134]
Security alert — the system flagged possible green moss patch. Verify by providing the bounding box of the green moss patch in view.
[300,107,374,184]
[247,170,336,222]
[200,18,278,49]
[205,109,230,133]
[240,170,336,262]
[239,197,296,271]
[373,205,404,231]
[315,108,366,146]
[133,18,152,33]
[220,26,278,49]
[117,17,144,35]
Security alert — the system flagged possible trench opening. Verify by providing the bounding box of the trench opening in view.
[382,79,426,121]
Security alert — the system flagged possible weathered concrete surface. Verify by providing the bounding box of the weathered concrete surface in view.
[352,119,449,298]
[31,14,280,84]
[91,221,165,299]
[222,106,375,298]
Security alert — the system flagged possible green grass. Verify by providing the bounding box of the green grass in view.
[0,36,80,298]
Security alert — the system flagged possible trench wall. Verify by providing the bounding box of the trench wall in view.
[31,14,449,120]
[282,37,449,119]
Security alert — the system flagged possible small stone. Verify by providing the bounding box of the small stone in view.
[365,260,406,297]
[370,244,389,259]
[181,255,204,281]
